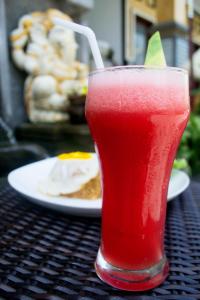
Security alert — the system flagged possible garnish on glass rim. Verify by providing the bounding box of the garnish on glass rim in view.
[144,31,166,67]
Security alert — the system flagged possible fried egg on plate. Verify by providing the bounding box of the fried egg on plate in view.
[39,152,99,196]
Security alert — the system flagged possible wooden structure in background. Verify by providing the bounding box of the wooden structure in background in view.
[124,0,199,67]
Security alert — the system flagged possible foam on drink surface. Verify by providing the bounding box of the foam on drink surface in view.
[88,68,189,114]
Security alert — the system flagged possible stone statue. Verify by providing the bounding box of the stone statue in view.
[10,9,88,123]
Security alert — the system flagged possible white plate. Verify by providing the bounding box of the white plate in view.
[168,169,190,201]
[8,158,190,217]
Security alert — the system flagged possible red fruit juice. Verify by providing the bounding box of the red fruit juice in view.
[86,66,189,290]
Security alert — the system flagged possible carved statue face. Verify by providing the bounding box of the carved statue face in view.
[10,9,78,74]
[49,25,78,64]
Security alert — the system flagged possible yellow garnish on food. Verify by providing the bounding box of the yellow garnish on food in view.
[58,152,92,160]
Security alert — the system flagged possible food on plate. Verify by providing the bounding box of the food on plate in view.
[39,152,101,199]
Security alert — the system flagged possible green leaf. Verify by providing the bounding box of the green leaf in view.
[144,31,166,66]
[173,158,188,170]
[81,86,88,95]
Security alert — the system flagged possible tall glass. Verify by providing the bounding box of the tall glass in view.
[86,66,190,291]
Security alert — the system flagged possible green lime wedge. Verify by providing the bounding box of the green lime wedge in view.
[144,31,166,67]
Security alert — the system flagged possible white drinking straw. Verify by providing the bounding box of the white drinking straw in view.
[53,18,104,70]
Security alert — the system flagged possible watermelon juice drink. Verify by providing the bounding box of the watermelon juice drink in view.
[86,66,190,291]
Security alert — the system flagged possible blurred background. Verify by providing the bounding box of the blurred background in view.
[0,0,199,176]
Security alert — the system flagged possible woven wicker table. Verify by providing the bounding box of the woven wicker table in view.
[0,178,200,299]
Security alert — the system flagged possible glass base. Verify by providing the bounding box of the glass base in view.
[95,249,169,291]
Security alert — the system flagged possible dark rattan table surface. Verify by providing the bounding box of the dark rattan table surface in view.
[0,178,200,299]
